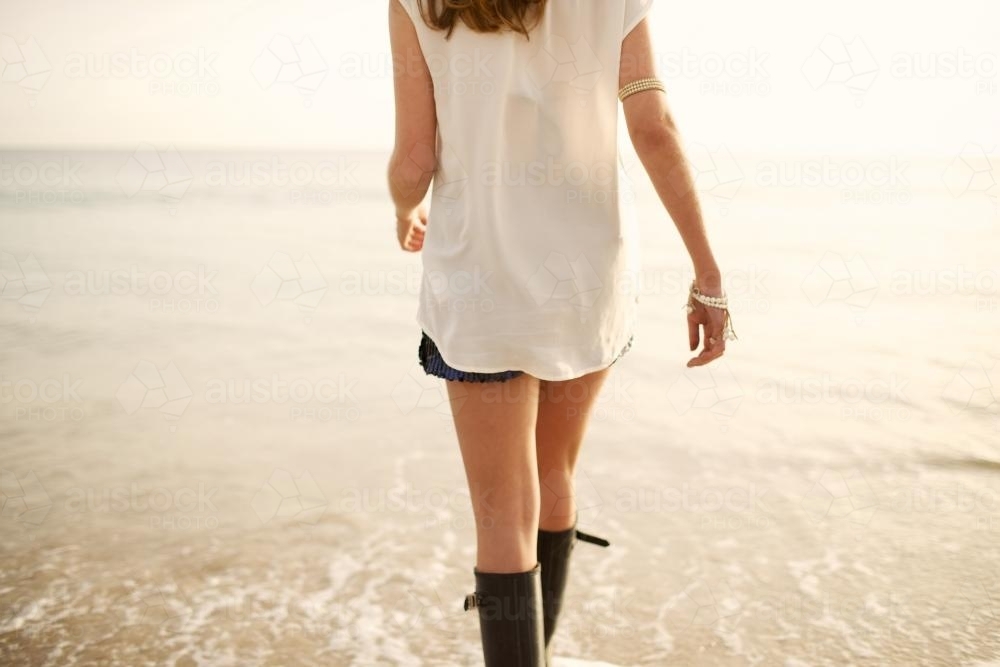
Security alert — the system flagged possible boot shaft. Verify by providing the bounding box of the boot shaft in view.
[468,564,546,667]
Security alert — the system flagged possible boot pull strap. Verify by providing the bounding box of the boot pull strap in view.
[575,530,610,547]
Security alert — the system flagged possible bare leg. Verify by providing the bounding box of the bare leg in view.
[536,369,611,531]
[448,374,542,573]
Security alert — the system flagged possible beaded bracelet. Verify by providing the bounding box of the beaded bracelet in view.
[618,77,666,102]
[685,281,738,342]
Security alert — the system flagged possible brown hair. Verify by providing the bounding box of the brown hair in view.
[415,0,547,38]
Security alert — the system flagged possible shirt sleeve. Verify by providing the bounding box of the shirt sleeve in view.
[394,0,420,25]
[623,0,654,39]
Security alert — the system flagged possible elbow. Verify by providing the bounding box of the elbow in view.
[629,112,678,155]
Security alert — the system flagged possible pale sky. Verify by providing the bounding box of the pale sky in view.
[1,0,997,154]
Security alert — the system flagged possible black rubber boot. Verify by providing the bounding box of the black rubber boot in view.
[464,564,545,667]
[537,526,610,664]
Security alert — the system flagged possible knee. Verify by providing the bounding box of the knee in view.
[537,461,575,494]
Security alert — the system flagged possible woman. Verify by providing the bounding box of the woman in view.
[387,0,734,664]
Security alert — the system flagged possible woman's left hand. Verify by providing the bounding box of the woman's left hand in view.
[686,299,729,367]
[397,207,427,252]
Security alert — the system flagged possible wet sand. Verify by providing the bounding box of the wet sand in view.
[1,150,999,666]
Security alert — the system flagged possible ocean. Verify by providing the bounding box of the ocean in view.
[1,147,999,666]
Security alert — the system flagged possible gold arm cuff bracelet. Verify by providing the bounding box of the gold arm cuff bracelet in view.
[617,77,666,102]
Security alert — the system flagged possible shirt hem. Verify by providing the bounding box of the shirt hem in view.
[416,316,635,383]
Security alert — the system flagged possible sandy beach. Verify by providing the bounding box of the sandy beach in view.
[1,147,998,665]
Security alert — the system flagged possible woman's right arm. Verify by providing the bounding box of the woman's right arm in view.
[620,19,729,366]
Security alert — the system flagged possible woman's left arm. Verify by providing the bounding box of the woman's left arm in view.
[388,0,437,251]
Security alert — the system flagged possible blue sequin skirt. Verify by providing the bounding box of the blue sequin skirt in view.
[418,331,633,383]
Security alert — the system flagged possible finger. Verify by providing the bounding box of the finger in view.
[709,316,727,356]
[400,231,419,252]
[687,343,724,367]
[688,313,699,352]
[687,331,725,367]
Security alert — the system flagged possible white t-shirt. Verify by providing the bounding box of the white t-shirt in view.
[398,0,654,381]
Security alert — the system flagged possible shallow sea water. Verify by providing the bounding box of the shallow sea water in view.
[1,150,999,666]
